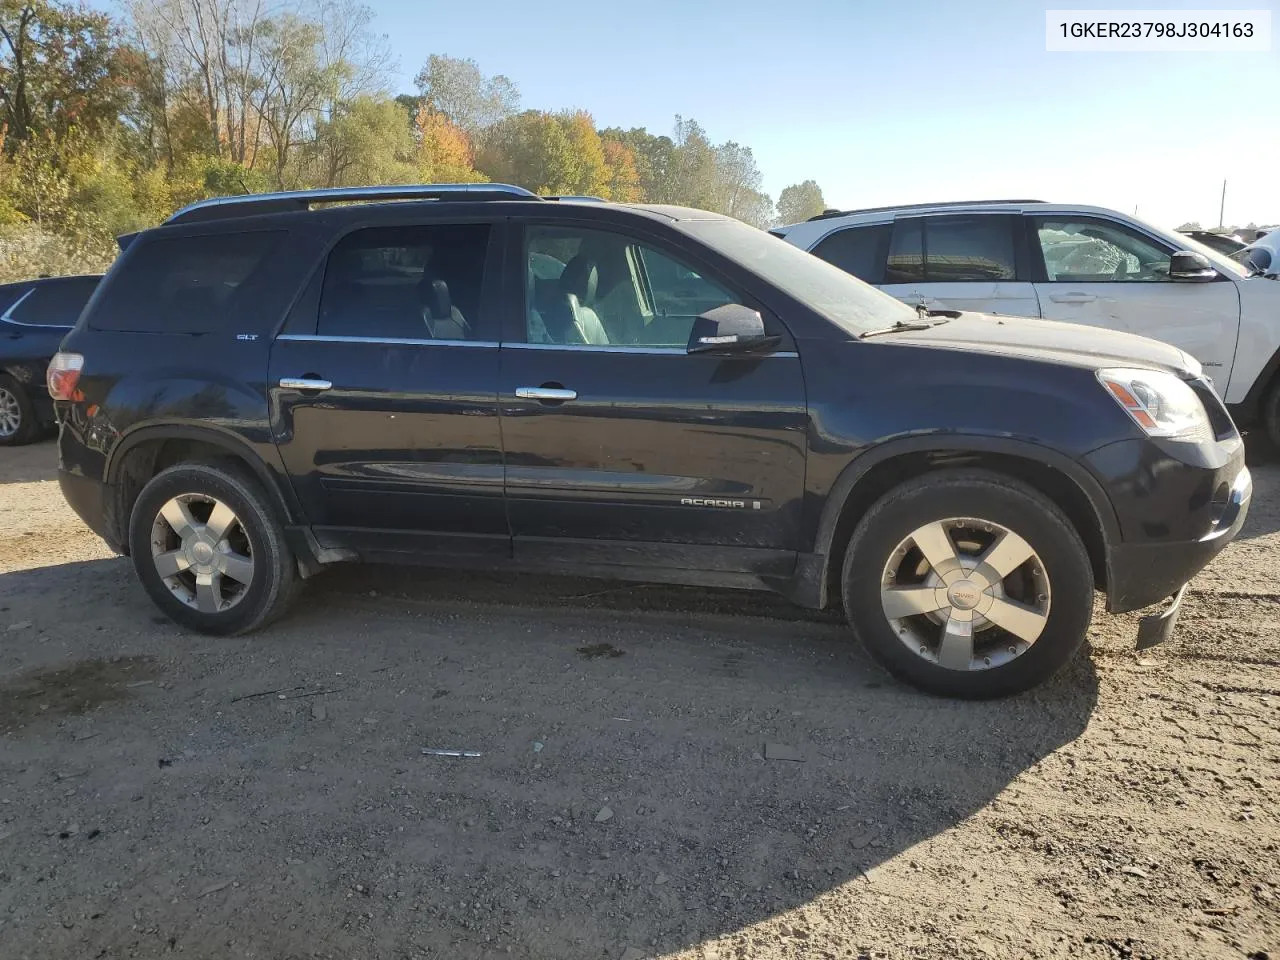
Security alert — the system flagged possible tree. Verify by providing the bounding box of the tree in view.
[307,93,414,187]
[558,110,608,196]
[0,0,130,150]
[777,180,826,224]
[601,138,640,202]
[415,102,484,183]
[1175,221,1202,232]
[414,54,518,136]
[599,125,675,202]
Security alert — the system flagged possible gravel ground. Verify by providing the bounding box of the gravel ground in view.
[0,439,1276,960]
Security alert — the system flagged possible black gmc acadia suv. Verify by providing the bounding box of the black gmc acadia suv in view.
[50,184,1252,697]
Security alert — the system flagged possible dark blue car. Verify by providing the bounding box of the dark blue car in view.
[0,274,101,444]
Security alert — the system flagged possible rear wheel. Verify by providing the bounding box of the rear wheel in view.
[1261,379,1280,450]
[0,375,39,446]
[128,462,299,634]
[841,470,1094,698]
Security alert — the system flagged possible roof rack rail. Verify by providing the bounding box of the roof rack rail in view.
[165,183,540,225]
[806,199,1046,222]
[546,195,606,202]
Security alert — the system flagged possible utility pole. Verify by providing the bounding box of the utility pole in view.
[1219,179,1227,230]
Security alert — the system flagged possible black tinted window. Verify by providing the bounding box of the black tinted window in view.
[811,225,889,282]
[0,284,30,315]
[92,231,284,333]
[317,224,491,340]
[10,277,99,326]
[925,216,1016,281]
[885,219,924,282]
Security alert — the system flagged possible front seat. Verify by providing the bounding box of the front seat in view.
[418,273,470,340]
[558,255,609,346]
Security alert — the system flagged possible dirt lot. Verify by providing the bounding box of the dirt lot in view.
[0,440,1276,960]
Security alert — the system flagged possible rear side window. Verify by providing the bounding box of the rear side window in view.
[91,231,284,334]
[811,225,890,283]
[924,215,1017,281]
[316,223,491,341]
[10,277,99,327]
[886,219,925,282]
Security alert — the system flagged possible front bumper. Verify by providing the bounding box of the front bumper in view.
[1102,456,1251,614]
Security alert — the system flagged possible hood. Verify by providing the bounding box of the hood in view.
[888,312,1201,378]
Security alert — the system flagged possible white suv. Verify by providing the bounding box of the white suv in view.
[775,200,1280,441]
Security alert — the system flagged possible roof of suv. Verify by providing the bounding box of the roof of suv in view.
[163,183,731,229]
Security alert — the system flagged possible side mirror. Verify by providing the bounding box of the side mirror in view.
[687,304,780,355]
[1169,250,1218,282]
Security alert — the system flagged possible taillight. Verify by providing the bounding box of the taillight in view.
[47,352,84,401]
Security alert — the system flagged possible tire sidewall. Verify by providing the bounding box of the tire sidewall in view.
[128,463,291,635]
[842,474,1094,698]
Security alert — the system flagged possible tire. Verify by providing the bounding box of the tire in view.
[1261,379,1280,451]
[840,469,1094,699]
[128,461,300,635]
[0,374,39,446]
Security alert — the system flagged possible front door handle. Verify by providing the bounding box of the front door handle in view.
[516,386,577,402]
[1049,292,1097,304]
[279,377,333,391]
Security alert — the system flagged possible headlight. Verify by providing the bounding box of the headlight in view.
[1097,367,1212,443]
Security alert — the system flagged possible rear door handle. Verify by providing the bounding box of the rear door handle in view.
[516,386,577,402]
[1049,292,1096,304]
[279,377,332,391]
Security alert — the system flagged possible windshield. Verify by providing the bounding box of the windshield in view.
[680,218,917,335]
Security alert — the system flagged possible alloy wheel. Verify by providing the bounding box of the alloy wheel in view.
[149,494,255,613]
[0,386,21,438]
[880,517,1050,671]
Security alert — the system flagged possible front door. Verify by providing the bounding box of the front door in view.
[269,219,509,558]
[878,214,1041,318]
[1029,214,1240,381]
[499,221,808,577]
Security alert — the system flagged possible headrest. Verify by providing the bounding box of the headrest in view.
[419,276,450,319]
[560,255,598,305]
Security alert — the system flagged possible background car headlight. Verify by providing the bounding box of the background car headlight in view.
[1097,367,1212,443]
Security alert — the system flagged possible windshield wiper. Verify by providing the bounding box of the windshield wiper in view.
[860,317,949,339]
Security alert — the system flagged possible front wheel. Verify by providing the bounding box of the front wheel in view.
[841,469,1094,698]
[128,462,300,635]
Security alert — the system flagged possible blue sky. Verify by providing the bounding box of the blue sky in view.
[367,0,1279,228]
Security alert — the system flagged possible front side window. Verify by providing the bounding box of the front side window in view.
[10,277,100,327]
[885,219,925,283]
[524,225,737,349]
[1034,218,1173,282]
[318,223,491,340]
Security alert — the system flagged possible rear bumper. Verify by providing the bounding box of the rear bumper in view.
[58,469,119,551]
[1104,461,1251,613]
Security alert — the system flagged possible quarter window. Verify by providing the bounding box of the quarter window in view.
[318,224,491,340]
[1034,218,1173,282]
[91,231,284,333]
[524,226,738,349]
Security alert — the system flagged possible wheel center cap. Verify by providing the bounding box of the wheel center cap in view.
[191,541,215,564]
[947,579,982,610]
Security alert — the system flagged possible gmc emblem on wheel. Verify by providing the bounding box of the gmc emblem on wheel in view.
[681,497,759,509]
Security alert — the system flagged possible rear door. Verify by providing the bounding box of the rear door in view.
[268,218,509,559]
[1029,214,1240,379]
[499,219,808,577]
[878,214,1040,318]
